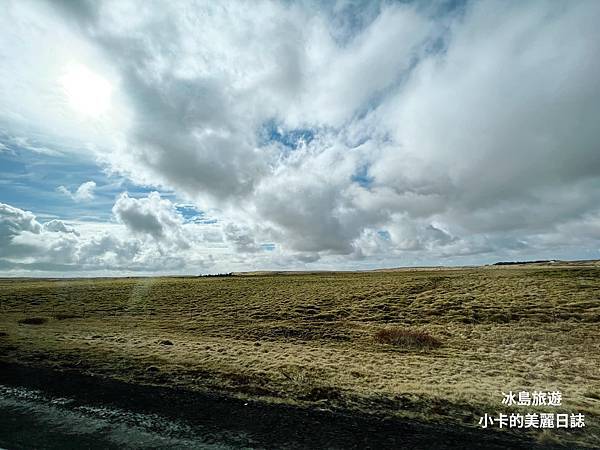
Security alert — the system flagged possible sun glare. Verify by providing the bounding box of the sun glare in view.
[60,63,113,118]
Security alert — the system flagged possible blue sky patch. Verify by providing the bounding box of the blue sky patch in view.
[175,204,217,224]
[0,135,161,222]
[260,120,315,150]
[377,230,391,241]
[351,164,374,188]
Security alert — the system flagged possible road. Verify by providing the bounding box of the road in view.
[0,363,561,449]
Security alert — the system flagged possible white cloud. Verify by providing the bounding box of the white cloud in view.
[42,219,80,235]
[0,200,218,274]
[112,191,189,249]
[58,181,96,202]
[0,202,42,249]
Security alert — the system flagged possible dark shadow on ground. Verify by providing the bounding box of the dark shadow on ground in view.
[0,362,567,450]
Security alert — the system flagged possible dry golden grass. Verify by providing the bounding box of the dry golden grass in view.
[0,264,599,447]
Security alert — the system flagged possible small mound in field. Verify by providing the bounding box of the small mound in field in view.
[159,339,174,346]
[374,327,441,349]
[18,317,48,325]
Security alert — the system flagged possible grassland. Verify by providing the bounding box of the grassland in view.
[0,263,599,447]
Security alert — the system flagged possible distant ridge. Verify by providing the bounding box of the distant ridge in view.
[492,259,559,266]
[234,259,600,276]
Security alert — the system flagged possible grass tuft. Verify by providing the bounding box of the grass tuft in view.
[374,327,441,349]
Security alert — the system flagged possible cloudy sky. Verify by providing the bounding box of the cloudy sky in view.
[1,0,599,276]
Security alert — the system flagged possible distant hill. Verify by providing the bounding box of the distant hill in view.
[492,259,559,266]
[491,259,600,267]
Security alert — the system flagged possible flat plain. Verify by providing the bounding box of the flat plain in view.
[0,262,599,448]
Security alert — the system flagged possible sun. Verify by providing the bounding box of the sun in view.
[60,63,113,118]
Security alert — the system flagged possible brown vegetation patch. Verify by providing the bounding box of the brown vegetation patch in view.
[18,317,48,325]
[374,327,442,349]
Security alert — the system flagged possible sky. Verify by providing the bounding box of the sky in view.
[1,0,599,276]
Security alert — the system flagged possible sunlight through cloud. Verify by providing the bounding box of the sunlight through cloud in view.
[60,63,113,118]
